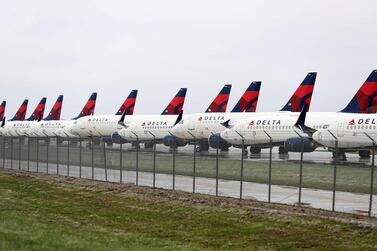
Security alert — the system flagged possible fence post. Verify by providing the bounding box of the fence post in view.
[215,133,219,196]
[264,131,273,203]
[172,137,176,190]
[119,141,123,183]
[148,131,156,189]
[91,137,94,180]
[10,136,13,169]
[66,134,70,177]
[2,136,5,168]
[0,135,3,168]
[45,135,49,174]
[36,136,39,172]
[187,131,196,193]
[131,132,139,186]
[79,136,82,178]
[364,132,375,217]
[56,136,59,175]
[234,131,245,200]
[27,137,30,171]
[328,130,338,212]
[102,137,107,182]
[18,135,21,170]
[294,131,304,206]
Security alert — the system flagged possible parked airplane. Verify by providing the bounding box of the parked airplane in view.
[117,83,261,148]
[219,70,377,159]
[172,72,315,152]
[67,88,187,146]
[21,95,64,137]
[0,101,6,121]
[1,98,47,137]
[25,93,97,138]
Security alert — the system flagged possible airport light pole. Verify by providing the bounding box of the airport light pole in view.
[131,131,139,186]
[263,130,273,203]
[187,131,196,193]
[364,132,375,217]
[327,130,338,212]
[234,130,245,200]
[148,131,156,189]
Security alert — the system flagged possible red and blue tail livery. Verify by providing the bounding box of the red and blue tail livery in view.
[44,95,64,121]
[10,99,28,121]
[231,81,261,112]
[341,70,377,113]
[27,97,47,121]
[115,90,138,116]
[205,84,232,113]
[0,101,6,121]
[161,88,187,115]
[73,92,97,119]
[280,72,317,112]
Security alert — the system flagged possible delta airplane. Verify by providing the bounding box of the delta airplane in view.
[0,99,28,135]
[25,93,97,138]
[67,88,187,146]
[171,72,316,153]
[311,116,377,154]
[116,84,233,147]
[21,95,63,137]
[219,70,377,159]
[1,98,47,137]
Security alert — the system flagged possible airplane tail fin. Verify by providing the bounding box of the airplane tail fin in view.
[205,84,232,113]
[280,72,317,112]
[340,70,377,113]
[161,88,187,115]
[26,97,47,121]
[10,99,28,121]
[44,95,64,121]
[231,81,261,112]
[115,90,138,116]
[73,92,97,120]
[0,101,6,121]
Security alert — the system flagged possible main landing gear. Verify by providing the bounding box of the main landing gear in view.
[332,151,347,161]
[196,141,209,152]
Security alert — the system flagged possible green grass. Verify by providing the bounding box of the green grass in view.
[0,170,377,250]
[2,142,377,194]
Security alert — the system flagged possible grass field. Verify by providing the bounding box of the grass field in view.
[2,141,377,194]
[0,169,377,250]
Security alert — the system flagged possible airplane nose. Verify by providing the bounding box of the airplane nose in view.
[170,124,185,138]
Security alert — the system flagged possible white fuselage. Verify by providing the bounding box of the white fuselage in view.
[0,121,35,137]
[21,120,77,138]
[171,112,358,146]
[312,115,377,149]
[118,115,181,141]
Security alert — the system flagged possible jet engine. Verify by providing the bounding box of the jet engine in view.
[284,137,317,152]
[162,135,187,147]
[208,133,231,150]
[111,132,129,144]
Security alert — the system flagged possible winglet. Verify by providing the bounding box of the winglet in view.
[118,107,128,128]
[220,119,232,129]
[173,110,183,127]
[1,117,5,128]
[294,103,315,135]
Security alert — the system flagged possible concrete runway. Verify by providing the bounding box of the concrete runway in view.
[4,158,376,217]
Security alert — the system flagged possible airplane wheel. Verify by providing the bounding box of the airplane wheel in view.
[144,142,154,149]
[278,146,288,155]
[332,151,347,161]
[197,142,209,152]
[250,147,261,154]
[359,150,371,159]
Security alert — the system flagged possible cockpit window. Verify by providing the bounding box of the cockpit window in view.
[323,124,330,129]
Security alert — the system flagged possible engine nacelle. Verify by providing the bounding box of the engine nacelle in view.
[284,137,317,152]
[208,133,231,149]
[111,132,129,144]
[163,135,187,147]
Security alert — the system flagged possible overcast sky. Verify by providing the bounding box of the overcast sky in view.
[0,0,376,118]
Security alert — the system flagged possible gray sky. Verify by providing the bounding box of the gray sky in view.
[1,0,377,118]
